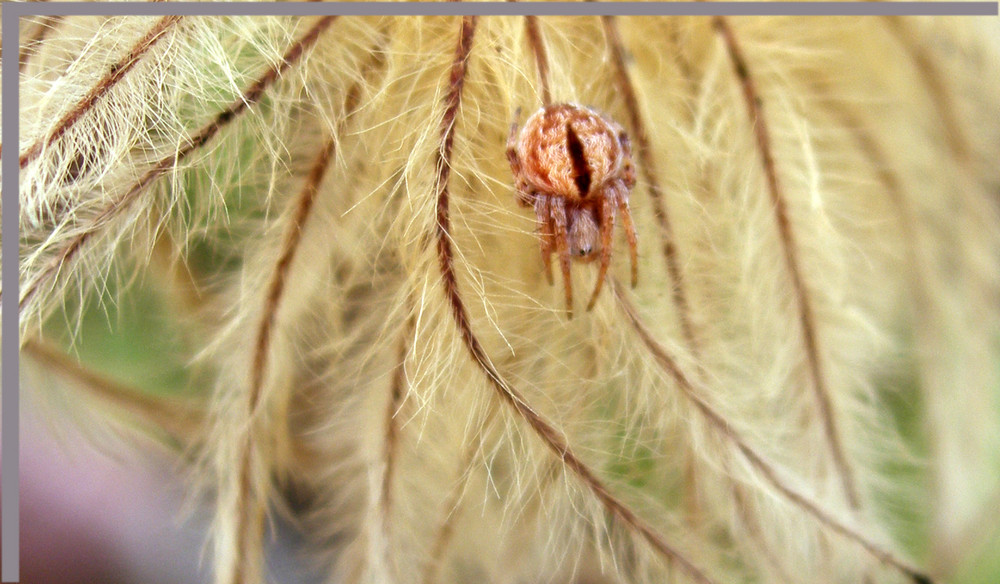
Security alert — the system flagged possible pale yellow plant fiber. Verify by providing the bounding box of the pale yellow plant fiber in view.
[15,13,1000,584]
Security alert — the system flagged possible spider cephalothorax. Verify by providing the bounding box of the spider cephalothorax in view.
[507,103,638,316]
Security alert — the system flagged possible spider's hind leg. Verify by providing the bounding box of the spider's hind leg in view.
[587,196,616,311]
[618,187,638,288]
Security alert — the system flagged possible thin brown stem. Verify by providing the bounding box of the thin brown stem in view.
[249,29,385,413]
[16,16,339,320]
[249,136,336,413]
[713,16,859,509]
[420,493,463,584]
[523,16,552,105]
[433,16,716,584]
[139,17,337,584]
[22,339,203,444]
[589,81,772,555]
[821,94,960,581]
[18,15,182,169]
[602,15,720,535]
[601,16,699,354]
[230,135,337,584]
[611,280,935,584]
[380,312,415,581]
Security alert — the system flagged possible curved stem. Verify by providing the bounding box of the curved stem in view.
[713,16,859,509]
[16,17,338,320]
[22,339,203,445]
[611,279,935,584]
[380,312,415,582]
[19,15,183,169]
[601,16,699,352]
[523,16,552,105]
[433,16,717,584]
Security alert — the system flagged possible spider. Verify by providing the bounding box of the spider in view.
[507,103,638,316]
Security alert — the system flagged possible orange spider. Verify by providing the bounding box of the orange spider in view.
[507,103,638,317]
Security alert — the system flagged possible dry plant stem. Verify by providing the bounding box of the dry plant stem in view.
[601,16,694,347]
[16,16,338,317]
[712,16,860,509]
[22,339,203,443]
[610,280,935,584]
[416,386,503,584]
[602,14,720,532]
[18,15,183,169]
[523,16,552,105]
[155,16,335,584]
[230,136,337,584]
[823,93,973,583]
[379,314,415,580]
[249,136,336,415]
[434,16,716,584]
[567,47,789,549]
[882,20,999,569]
[419,495,463,584]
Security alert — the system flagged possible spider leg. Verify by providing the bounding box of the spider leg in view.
[551,196,573,318]
[586,196,616,311]
[534,196,555,285]
[618,131,637,189]
[618,186,638,287]
[507,110,533,207]
[506,108,521,157]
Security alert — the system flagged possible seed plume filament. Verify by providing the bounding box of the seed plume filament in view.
[434,16,718,584]
[15,16,339,320]
[713,16,860,509]
[602,15,697,352]
[18,15,183,170]
[611,279,936,584]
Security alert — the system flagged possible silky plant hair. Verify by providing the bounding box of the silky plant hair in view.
[14,12,1000,584]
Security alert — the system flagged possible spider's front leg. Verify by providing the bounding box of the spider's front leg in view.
[615,134,638,286]
[586,195,616,311]
[534,196,555,285]
[550,196,574,318]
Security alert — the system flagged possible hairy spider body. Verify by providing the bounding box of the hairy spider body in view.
[507,103,638,316]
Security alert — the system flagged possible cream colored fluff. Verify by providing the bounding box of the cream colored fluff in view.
[15,13,1000,584]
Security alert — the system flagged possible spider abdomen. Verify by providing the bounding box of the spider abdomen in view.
[516,103,628,201]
